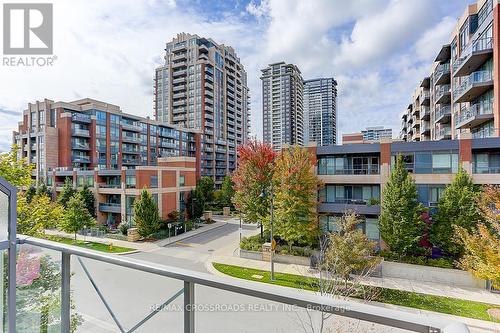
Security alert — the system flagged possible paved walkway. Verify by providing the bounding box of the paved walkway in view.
[206,251,500,306]
[44,220,228,253]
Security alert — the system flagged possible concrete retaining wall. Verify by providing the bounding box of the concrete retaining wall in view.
[239,249,262,261]
[381,261,486,288]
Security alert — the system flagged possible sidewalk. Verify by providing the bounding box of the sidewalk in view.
[44,220,227,253]
[207,252,500,306]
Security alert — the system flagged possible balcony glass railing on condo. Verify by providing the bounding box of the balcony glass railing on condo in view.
[453,37,493,73]
[453,70,493,98]
[433,62,450,81]
[435,84,450,100]
[436,126,451,139]
[456,100,493,126]
[435,105,451,119]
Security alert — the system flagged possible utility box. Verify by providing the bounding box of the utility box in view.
[223,207,231,216]
[127,228,140,242]
[262,242,272,262]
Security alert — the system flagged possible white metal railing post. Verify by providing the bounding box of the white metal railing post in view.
[184,281,195,333]
[61,252,71,333]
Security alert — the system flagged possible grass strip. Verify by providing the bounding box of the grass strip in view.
[44,235,135,253]
[213,262,500,323]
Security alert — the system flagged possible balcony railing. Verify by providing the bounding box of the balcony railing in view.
[435,105,451,124]
[473,164,500,174]
[453,70,493,103]
[11,236,469,333]
[71,128,90,137]
[434,84,450,104]
[453,37,493,75]
[318,165,380,175]
[455,101,494,129]
[71,113,91,123]
[433,62,450,85]
[435,126,451,140]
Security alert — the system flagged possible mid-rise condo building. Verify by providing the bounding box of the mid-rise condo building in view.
[13,98,200,226]
[154,33,250,185]
[401,0,498,142]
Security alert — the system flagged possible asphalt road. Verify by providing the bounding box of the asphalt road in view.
[64,221,408,333]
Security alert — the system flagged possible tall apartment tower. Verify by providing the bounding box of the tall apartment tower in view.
[261,62,304,151]
[401,0,498,142]
[303,78,338,146]
[154,33,250,185]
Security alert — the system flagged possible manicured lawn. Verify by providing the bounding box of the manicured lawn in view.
[213,263,500,323]
[44,235,135,253]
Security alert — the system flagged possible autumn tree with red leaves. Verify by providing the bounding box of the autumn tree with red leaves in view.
[232,140,276,237]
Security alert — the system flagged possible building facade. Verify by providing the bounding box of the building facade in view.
[261,62,304,151]
[401,0,498,142]
[303,78,338,146]
[154,33,250,185]
[13,98,200,226]
[343,126,392,144]
[315,136,500,245]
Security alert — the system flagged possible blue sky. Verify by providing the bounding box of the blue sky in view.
[0,0,477,151]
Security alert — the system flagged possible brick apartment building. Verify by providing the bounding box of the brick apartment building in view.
[13,98,201,226]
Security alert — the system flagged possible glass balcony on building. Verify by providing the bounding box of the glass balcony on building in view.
[434,104,451,124]
[121,119,142,132]
[71,128,90,137]
[453,70,493,103]
[71,154,91,164]
[318,156,379,175]
[419,91,430,106]
[453,37,493,76]
[455,100,494,129]
[435,125,452,140]
[99,202,121,213]
[433,62,450,86]
[434,84,451,104]
[71,113,91,123]
[421,105,431,120]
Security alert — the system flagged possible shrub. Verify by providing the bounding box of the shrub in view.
[378,250,455,269]
[118,223,129,236]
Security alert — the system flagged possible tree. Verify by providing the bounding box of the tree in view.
[58,177,76,208]
[25,185,37,203]
[273,146,320,248]
[455,185,500,288]
[298,211,381,333]
[134,189,160,238]
[431,167,483,257]
[379,155,424,256]
[186,190,204,219]
[232,140,276,237]
[17,194,63,236]
[0,144,33,187]
[79,184,96,217]
[36,180,52,199]
[59,193,95,240]
[197,176,215,208]
[214,176,235,209]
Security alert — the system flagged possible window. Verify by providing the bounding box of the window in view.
[150,175,158,188]
[96,111,107,124]
[179,175,185,186]
[365,219,380,241]
[126,175,136,188]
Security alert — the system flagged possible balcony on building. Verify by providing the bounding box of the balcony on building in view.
[434,44,451,63]
[173,114,187,122]
[453,37,493,76]
[453,70,493,103]
[419,91,430,106]
[455,100,494,129]
[411,116,420,129]
[99,202,121,214]
[172,99,187,107]
[122,133,140,144]
[71,113,91,124]
[121,119,142,132]
[434,62,451,86]
[434,84,451,104]
[421,121,431,135]
[420,105,431,121]
[71,154,91,164]
[71,139,90,151]
[318,184,381,215]
[71,127,90,137]
[435,104,451,124]
[420,76,430,89]
[172,84,185,92]
[122,156,141,166]
[172,91,187,99]
[435,125,451,140]
[172,77,186,85]
[122,143,140,154]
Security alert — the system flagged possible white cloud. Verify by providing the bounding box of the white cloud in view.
[0,0,465,151]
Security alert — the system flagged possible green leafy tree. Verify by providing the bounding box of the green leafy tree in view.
[214,176,235,209]
[186,190,204,219]
[273,146,321,249]
[58,177,76,208]
[17,194,63,236]
[197,176,215,207]
[25,185,37,203]
[59,193,95,240]
[36,180,52,199]
[134,189,160,238]
[379,155,424,256]
[325,211,381,280]
[232,140,276,237]
[431,167,483,257]
[455,185,500,288]
[79,184,96,217]
[0,144,33,187]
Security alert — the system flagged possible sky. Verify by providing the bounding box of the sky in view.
[0,0,476,152]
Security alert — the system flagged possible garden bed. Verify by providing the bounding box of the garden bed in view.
[43,235,135,253]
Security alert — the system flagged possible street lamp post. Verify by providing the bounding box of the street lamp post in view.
[192,197,197,229]
[260,183,275,281]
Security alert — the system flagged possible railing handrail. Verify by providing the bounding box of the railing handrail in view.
[17,235,470,333]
